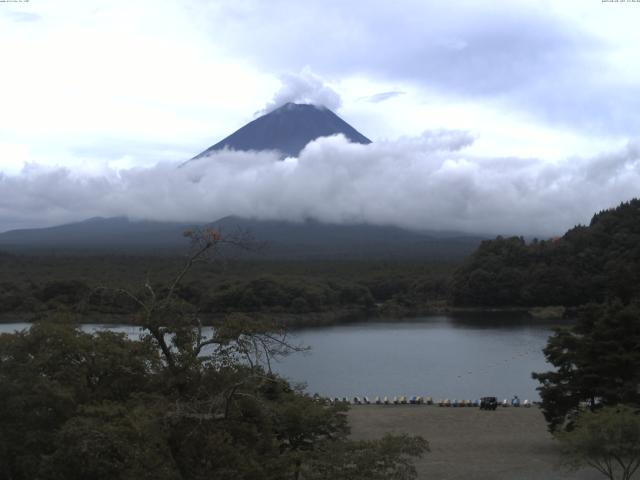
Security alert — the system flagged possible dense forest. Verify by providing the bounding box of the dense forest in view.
[2,199,639,324]
[451,199,640,307]
[0,254,453,325]
[0,233,428,479]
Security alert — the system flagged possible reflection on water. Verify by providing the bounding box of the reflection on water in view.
[275,315,562,400]
[0,315,563,400]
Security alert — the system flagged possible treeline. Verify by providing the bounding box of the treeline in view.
[5,199,640,317]
[0,256,453,322]
[452,199,640,307]
[0,235,429,479]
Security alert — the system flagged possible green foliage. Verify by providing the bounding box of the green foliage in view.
[556,405,640,480]
[0,323,161,479]
[37,279,90,304]
[41,400,178,480]
[532,303,640,432]
[0,321,427,480]
[452,199,640,307]
[0,282,24,312]
[0,234,428,479]
[0,255,455,322]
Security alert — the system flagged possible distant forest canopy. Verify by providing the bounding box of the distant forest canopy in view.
[0,256,453,324]
[451,199,640,307]
[2,199,639,321]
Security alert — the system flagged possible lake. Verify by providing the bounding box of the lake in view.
[0,315,564,401]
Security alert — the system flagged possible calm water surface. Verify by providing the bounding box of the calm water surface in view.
[0,315,564,400]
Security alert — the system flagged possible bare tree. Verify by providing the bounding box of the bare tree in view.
[100,227,305,417]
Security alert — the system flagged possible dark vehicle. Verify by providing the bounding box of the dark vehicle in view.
[480,396,498,410]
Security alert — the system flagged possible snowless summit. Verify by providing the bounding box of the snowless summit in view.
[191,102,371,160]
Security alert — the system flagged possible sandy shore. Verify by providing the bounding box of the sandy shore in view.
[348,405,603,480]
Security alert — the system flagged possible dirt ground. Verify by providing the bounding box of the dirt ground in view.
[348,405,604,480]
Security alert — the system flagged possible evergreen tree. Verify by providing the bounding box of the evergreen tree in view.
[533,302,640,432]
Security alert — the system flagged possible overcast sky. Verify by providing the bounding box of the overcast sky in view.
[1,0,639,235]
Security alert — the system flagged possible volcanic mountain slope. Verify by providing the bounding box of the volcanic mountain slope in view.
[190,102,371,160]
[0,217,197,252]
[0,103,486,257]
[0,216,484,259]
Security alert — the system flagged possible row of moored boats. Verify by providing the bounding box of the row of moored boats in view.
[328,396,534,407]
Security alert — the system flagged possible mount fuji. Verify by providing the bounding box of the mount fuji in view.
[0,104,483,257]
[190,102,371,161]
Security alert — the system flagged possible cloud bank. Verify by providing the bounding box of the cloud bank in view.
[1,133,639,236]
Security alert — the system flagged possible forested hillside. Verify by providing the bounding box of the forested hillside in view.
[0,255,453,325]
[451,199,640,307]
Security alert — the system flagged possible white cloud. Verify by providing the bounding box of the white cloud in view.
[1,134,638,237]
[359,91,406,103]
[260,68,342,113]
[0,0,277,170]
[1,0,639,238]
[0,0,634,173]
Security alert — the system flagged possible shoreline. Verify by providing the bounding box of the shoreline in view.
[0,304,570,327]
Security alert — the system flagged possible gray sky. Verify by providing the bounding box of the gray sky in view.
[1,0,639,235]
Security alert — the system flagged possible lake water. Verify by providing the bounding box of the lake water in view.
[0,315,564,401]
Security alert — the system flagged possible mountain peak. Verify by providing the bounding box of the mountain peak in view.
[189,102,371,161]
[275,102,324,112]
